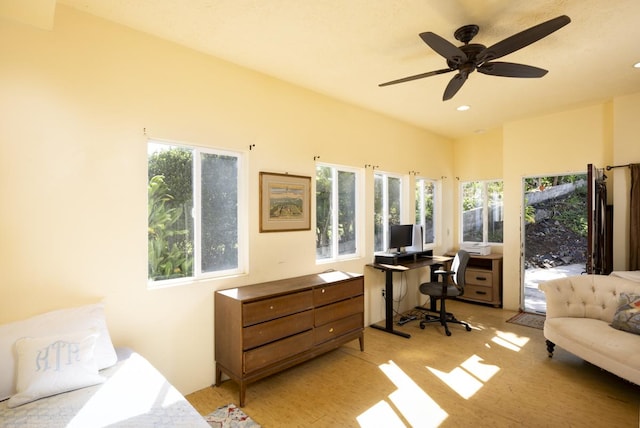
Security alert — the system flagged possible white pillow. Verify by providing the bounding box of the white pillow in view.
[0,303,117,401]
[7,330,105,408]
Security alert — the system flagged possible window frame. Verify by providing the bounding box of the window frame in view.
[415,176,438,249]
[147,139,247,287]
[459,179,504,245]
[315,162,362,263]
[374,171,404,252]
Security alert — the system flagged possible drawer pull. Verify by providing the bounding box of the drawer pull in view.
[321,289,326,293]
[269,305,274,310]
[475,277,487,281]
[329,327,334,333]
[475,291,487,295]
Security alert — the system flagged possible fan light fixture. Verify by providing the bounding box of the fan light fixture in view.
[457,105,470,111]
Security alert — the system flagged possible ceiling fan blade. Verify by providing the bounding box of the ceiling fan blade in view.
[478,15,571,63]
[477,62,548,78]
[443,73,467,101]
[378,68,453,87]
[419,32,468,65]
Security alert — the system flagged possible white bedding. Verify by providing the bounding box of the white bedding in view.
[0,349,209,428]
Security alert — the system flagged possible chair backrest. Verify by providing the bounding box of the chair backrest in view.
[451,249,470,291]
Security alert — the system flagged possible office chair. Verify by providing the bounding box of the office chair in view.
[418,249,472,336]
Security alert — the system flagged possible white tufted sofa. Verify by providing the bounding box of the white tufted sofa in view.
[539,274,640,385]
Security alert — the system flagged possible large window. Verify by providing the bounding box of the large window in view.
[316,164,359,261]
[461,180,503,244]
[415,178,437,247]
[148,140,244,284]
[374,172,402,252]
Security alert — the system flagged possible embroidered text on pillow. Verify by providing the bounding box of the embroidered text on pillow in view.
[36,340,83,372]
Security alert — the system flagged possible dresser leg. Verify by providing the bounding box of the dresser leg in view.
[215,366,222,387]
[239,382,246,407]
[358,334,365,351]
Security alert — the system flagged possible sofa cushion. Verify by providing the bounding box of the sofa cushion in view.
[611,293,640,335]
[544,317,640,385]
[540,275,640,323]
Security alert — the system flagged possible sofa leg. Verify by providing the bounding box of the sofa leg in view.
[546,340,555,358]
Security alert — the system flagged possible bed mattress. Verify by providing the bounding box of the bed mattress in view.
[0,349,209,428]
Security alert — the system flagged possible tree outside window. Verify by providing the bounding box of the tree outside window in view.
[148,141,243,283]
[374,172,402,252]
[415,178,436,246]
[461,180,503,244]
[316,165,358,261]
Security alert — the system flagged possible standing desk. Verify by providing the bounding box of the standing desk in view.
[367,255,452,338]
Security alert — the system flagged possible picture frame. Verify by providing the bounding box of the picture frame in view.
[259,172,311,232]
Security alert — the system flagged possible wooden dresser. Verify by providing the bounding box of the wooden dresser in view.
[214,271,364,406]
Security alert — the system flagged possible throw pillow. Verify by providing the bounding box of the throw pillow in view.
[0,302,117,401]
[7,331,105,408]
[611,292,640,335]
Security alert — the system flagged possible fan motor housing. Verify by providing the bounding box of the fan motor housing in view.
[447,43,485,69]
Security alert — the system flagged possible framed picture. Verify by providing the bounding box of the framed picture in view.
[260,172,311,232]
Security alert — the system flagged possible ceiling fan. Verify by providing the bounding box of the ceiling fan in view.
[379,15,571,101]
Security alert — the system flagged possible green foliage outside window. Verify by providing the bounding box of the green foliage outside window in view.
[147,175,193,280]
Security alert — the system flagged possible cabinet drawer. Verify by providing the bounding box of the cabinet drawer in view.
[243,310,313,350]
[243,291,313,326]
[465,268,493,286]
[313,278,364,307]
[314,295,364,326]
[313,313,363,345]
[462,284,493,302]
[244,330,313,373]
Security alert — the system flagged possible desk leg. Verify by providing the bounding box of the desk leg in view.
[370,270,411,339]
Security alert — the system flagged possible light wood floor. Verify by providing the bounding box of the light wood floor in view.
[187,300,640,427]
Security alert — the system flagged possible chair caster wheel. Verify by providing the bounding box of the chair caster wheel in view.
[420,323,425,329]
[465,326,471,331]
[445,330,452,336]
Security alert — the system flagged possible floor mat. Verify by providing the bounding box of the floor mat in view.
[506,312,545,329]
[205,403,261,428]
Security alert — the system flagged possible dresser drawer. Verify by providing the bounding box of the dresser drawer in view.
[244,330,313,373]
[462,284,493,302]
[465,268,493,287]
[313,278,364,307]
[313,313,363,345]
[243,290,313,326]
[314,295,364,326]
[243,310,313,350]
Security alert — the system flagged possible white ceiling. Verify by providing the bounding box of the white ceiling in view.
[58,0,640,139]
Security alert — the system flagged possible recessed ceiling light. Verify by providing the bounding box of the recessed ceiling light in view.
[634,62,640,69]
[457,105,470,111]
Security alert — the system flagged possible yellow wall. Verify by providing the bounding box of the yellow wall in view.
[501,104,613,309]
[0,6,453,394]
[3,4,640,396]
[453,101,640,311]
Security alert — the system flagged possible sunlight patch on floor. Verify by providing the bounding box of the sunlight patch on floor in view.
[427,354,500,399]
[356,400,406,428]
[357,360,448,427]
[491,331,531,352]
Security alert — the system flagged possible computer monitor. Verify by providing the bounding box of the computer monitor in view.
[389,224,414,253]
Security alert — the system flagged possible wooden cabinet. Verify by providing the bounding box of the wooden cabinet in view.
[446,253,503,307]
[458,254,502,307]
[214,271,364,406]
